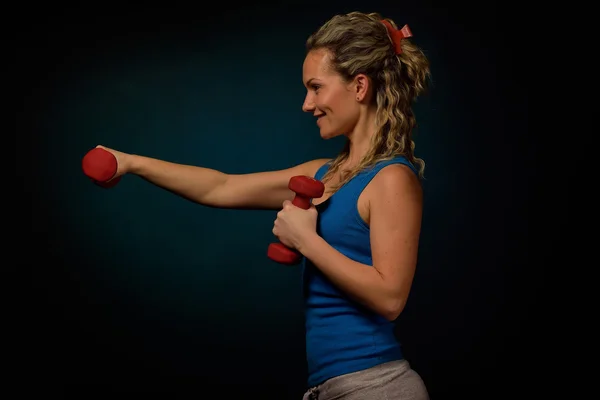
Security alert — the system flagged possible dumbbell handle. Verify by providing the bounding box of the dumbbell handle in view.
[267,176,325,265]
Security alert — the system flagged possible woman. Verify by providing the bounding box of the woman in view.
[93,11,431,400]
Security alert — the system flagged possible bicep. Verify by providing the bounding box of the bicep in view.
[206,158,330,210]
[369,164,423,297]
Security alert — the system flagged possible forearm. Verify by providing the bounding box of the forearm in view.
[299,234,404,321]
[129,154,227,206]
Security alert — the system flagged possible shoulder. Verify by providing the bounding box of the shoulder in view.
[365,163,423,240]
[369,162,422,204]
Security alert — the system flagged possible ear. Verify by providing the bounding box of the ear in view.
[353,74,370,102]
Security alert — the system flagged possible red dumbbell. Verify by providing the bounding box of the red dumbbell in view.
[267,175,325,265]
[82,147,121,188]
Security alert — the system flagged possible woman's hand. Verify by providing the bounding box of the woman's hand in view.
[95,145,133,180]
[272,200,319,251]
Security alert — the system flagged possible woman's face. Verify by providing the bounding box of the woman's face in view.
[302,49,360,140]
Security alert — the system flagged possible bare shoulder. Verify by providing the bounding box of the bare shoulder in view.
[375,163,420,189]
[358,163,421,225]
[369,163,422,204]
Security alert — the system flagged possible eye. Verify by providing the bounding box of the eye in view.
[311,84,321,92]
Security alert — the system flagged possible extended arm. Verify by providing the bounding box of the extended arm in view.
[99,145,330,210]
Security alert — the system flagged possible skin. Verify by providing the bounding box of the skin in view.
[272,48,423,321]
[94,48,422,321]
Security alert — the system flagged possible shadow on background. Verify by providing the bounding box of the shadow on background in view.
[17,1,535,398]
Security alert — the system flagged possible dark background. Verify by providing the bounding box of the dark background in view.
[17,1,537,398]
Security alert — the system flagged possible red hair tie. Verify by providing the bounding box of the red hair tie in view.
[381,20,412,54]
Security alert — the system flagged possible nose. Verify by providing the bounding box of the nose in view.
[302,93,315,113]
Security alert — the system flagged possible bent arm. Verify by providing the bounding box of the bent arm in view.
[129,154,330,210]
[298,164,423,321]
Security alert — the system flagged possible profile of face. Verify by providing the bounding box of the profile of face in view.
[302,49,367,140]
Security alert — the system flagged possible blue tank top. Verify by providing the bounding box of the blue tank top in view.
[302,155,419,387]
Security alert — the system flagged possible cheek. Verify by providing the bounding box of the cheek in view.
[330,98,358,123]
[314,97,330,112]
[323,90,355,113]
[315,90,341,112]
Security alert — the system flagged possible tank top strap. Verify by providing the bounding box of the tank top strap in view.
[313,156,416,182]
[314,156,416,197]
[314,161,330,181]
[344,156,417,201]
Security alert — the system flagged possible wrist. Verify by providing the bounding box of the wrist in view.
[298,231,322,257]
[127,154,144,175]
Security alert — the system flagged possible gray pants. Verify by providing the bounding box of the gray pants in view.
[302,360,429,400]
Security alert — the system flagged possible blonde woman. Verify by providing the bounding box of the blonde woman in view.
[92,11,431,399]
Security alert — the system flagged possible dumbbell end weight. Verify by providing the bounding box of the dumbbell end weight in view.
[82,147,121,188]
[267,243,303,265]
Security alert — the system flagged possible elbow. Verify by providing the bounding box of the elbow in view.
[381,297,406,322]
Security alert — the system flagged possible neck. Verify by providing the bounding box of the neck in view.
[344,106,378,167]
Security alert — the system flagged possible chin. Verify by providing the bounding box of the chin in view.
[319,129,342,140]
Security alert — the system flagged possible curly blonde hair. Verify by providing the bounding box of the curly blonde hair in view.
[305,11,431,191]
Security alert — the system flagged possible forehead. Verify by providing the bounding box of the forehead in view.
[303,49,336,84]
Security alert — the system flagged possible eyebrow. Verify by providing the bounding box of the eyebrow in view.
[304,78,320,87]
